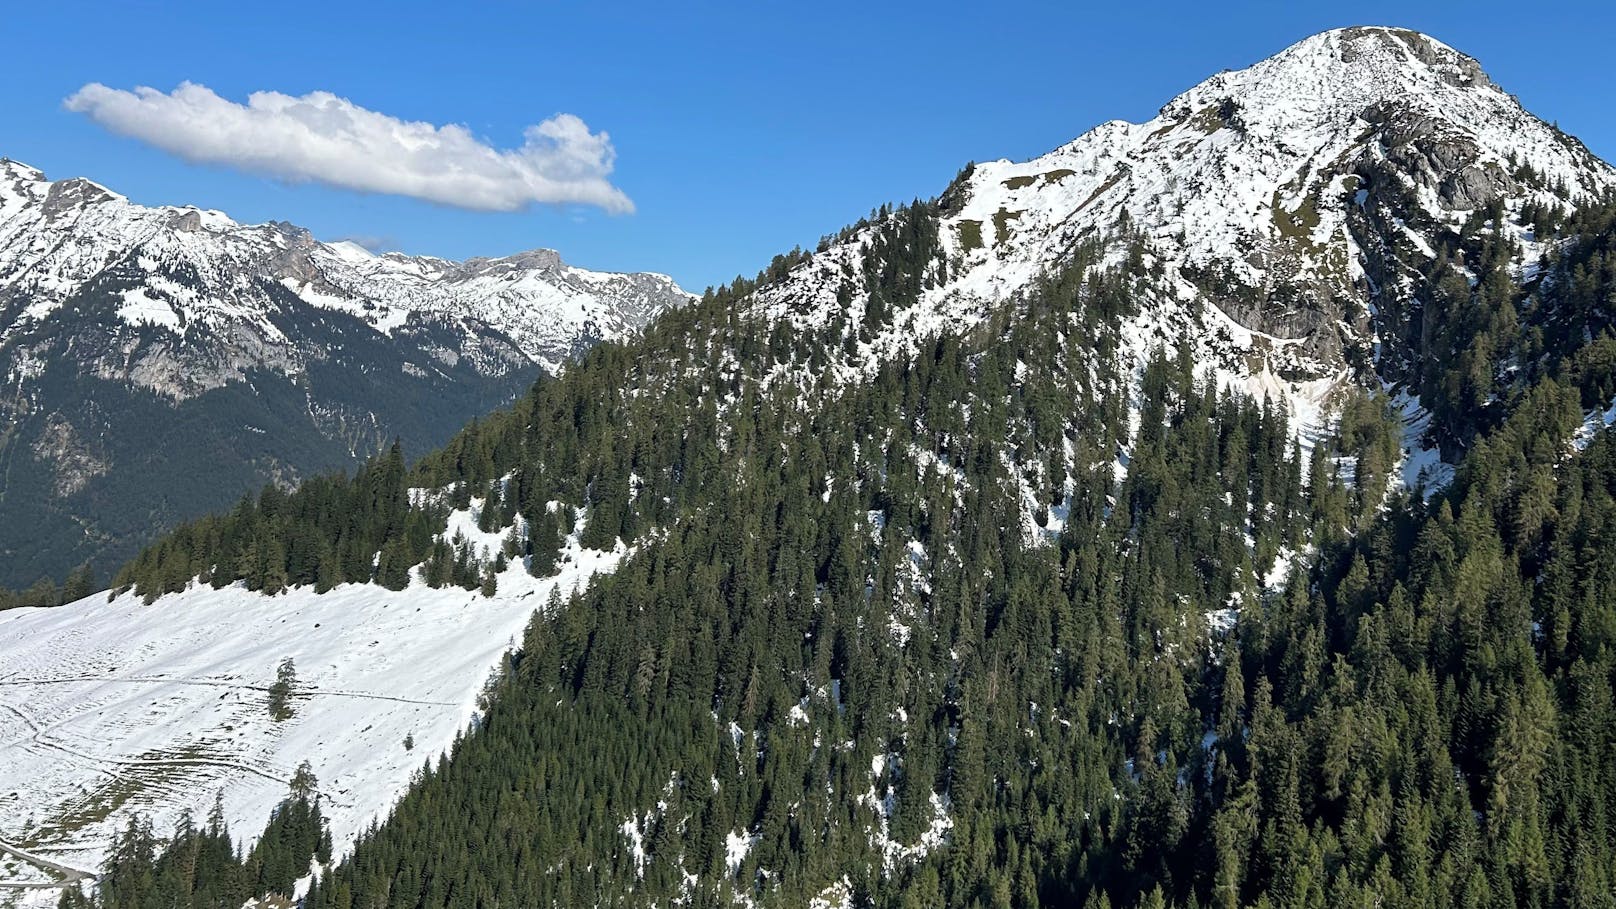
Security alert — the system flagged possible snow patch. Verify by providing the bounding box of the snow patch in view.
[724,829,758,876]
[116,288,182,332]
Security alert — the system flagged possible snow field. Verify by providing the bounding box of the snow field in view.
[0,499,627,903]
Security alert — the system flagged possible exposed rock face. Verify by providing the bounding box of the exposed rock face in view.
[30,414,109,498]
[1340,26,1490,88]
[1362,106,1514,211]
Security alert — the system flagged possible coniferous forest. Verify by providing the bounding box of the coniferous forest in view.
[74,189,1616,909]
[56,766,333,909]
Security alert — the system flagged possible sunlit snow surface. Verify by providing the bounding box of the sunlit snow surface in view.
[0,159,691,379]
[1575,394,1616,451]
[0,504,626,900]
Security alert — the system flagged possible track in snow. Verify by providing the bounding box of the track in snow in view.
[0,838,94,891]
[0,675,459,706]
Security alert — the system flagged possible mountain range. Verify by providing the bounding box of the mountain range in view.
[5,25,1616,909]
[0,161,690,588]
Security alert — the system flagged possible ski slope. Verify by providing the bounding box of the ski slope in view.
[0,502,626,903]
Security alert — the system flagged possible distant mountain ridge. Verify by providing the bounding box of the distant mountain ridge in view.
[0,158,689,381]
[0,159,691,587]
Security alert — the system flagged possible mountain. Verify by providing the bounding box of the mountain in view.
[9,26,1616,909]
[0,160,691,588]
[751,26,1612,451]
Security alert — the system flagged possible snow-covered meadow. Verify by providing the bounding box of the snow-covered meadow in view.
[0,501,625,902]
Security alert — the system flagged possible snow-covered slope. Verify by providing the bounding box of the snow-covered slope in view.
[0,159,691,383]
[952,25,1609,287]
[0,497,627,901]
[751,26,1614,463]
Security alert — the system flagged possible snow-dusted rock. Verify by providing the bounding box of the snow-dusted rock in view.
[0,159,692,386]
[749,26,1614,479]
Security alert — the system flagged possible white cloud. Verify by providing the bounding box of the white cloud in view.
[64,82,633,214]
[337,234,398,253]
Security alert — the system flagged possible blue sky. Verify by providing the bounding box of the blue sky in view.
[2,1,1611,291]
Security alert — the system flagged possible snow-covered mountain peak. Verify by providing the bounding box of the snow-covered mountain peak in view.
[0,157,48,200]
[954,25,1612,281]
[750,27,1615,473]
[462,247,565,274]
[1164,27,1491,122]
[0,158,694,387]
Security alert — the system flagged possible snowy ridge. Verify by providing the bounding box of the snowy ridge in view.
[0,496,629,901]
[747,27,1614,467]
[947,26,1610,298]
[0,157,692,384]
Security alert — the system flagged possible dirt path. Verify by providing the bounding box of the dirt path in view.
[0,837,93,890]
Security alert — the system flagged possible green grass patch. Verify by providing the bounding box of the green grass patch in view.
[956,220,983,254]
[27,745,216,846]
[1075,172,1124,213]
[1002,170,1076,192]
[1146,120,1179,143]
[1271,189,1322,246]
[1189,105,1225,135]
[992,208,1023,246]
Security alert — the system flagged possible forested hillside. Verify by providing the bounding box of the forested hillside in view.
[55,767,334,909]
[91,165,1616,906]
[282,206,1615,909]
[34,27,1616,909]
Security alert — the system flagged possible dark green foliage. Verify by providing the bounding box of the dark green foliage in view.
[1385,199,1616,455]
[267,657,297,722]
[249,763,333,897]
[289,220,1353,909]
[0,562,95,610]
[58,775,331,909]
[115,441,451,602]
[95,198,1616,908]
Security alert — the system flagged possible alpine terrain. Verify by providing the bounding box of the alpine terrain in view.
[6,24,1616,909]
[0,161,690,591]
